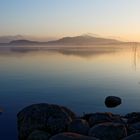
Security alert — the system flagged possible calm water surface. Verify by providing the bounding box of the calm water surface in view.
[0,45,140,139]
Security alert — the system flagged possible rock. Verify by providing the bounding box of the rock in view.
[17,103,76,140]
[128,122,140,134]
[122,133,140,140]
[61,106,76,119]
[105,96,122,108]
[27,130,50,140]
[83,112,122,126]
[131,122,140,130]
[126,126,138,136]
[0,107,3,114]
[88,122,127,140]
[121,117,128,124]
[68,119,89,135]
[125,112,140,123]
[49,132,99,140]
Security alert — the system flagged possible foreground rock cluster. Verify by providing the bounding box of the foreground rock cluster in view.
[17,103,140,140]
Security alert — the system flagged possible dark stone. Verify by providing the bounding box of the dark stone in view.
[83,112,122,126]
[68,119,89,135]
[0,108,3,114]
[27,130,50,140]
[61,106,76,119]
[131,122,140,130]
[17,103,76,140]
[125,112,140,124]
[130,122,140,132]
[49,132,99,140]
[105,96,122,108]
[122,133,140,140]
[88,122,127,140]
[126,126,138,136]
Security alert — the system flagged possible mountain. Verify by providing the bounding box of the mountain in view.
[9,40,40,45]
[46,35,123,45]
[0,35,127,46]
[0,35,24,43]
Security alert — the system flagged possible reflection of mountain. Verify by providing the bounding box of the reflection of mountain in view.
[0,35,126,46]
[0,46,123,58]
[52,47,123,57]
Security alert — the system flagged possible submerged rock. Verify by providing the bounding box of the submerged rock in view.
[49,132,99,140]
[88,122,127,140]
[0,107,3,115]
[68,119,89,135]
[17,103,76,140]
[27,130,50,140]
[105,96,122,108]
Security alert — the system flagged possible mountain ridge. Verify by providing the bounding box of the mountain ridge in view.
[47,35,123,45]
[0,35,136,46]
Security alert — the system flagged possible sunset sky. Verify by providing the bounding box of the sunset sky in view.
[1,0,140,41]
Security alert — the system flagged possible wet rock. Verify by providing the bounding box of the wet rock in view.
[123,133,140,140]
[83,112,122,126]
[68,119,89,135]
[128,122,140,134]
[125,112,140,123]
[131,122,140,130]
[105,96,122,108]
[88,122,127,140]
[121,117,128,124]
[0,108,3,114]
[17,103,76,140]
[61,106,76,119]
[27,130,50,140]
[49,132,99,140]
[126,126,138,136]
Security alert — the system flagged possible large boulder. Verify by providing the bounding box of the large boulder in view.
[17,103,76,140]
[123,133,140,140]
[68,119,89,135]
[27,130,50,140]
[88,122,127,140]
[49,132,99,140]
[105,96,122,108]
[83,112,122,126]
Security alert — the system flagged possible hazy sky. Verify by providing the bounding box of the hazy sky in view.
[1,0,140,41]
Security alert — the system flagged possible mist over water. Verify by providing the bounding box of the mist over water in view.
[0,44,140,139]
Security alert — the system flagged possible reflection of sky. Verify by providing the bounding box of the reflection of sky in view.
[0,46,140,139]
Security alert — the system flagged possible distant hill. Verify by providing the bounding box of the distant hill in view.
[0,35,133,46]
[46,35,123,45]
[9,40,40,45]
[0,35,24,43]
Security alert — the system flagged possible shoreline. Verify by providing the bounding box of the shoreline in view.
[17,103,140,140]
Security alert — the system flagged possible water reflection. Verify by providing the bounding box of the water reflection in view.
[1,44,140,139]
[0,44,140,67]
[0,44,133,57]
[131,43,139,71]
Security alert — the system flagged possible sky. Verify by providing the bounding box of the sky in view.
[1,0,140,41]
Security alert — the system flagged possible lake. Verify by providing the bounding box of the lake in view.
[0,44,140,139]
